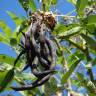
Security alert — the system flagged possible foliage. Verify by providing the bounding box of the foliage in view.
[0,0,96,96]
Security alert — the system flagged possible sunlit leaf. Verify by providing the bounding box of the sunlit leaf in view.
[87,15,96,25]
[51,0,57,5]
[61,59,81,84]
[18,0,37,12]
[73,50,86,60]
[7,11,23,27]
[67,54,77,66]
[81,33,96,50]
[11,26,21,41]
[0,20,12,36]
[0,54,14,66]
[18,0,29,12]
[67,39,84,52]
[12,25,25,44]
[77,73,96,94]
[0,68,14,93]
[43,0,51,11]
[53,23,80,35]
[44,82,52,96]
[0,54,21,67]
[86,24,96,35]
[76,72,84,81]
[57,56,64,65]
[15,72,36,80]
[0,71,9,91]
[59,31,80,40]
[29,0,37,12]
[41,0,57,11]
[49,77,57,93]
[53,24,67,35]
[31,87,42,95]
[11,19,29,44]
[76,0,88,17]
[58,26,81,37]
[67,0,76,5]
[0,33,9,45]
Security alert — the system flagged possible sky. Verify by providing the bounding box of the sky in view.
[0,0,75,95]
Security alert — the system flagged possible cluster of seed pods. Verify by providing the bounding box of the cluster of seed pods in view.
[12,12,56,91]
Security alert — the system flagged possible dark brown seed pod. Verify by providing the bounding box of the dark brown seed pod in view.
[12,12,56,91]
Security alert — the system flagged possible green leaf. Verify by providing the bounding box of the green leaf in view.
[53,23,80,35]
[0,54,14,65]
[74,50,86,60]
[0,33,9,45]
[58,26,81,37]
[76,72,84,81]
[57,56,64,65]
[0,54,21,67]
[11,19,29,44]
[67,54,78,66]
[77,73,96,94]
[0,71,8,82]
[16,72,36,80]
[49,77,57,93]
[43,77,58,95]
[0,68,14,93]
[67,39,84,52]
[31,88,42,96]
[53,24,67,35]
[59,31,80,40]
[61,59,81,84]
[67,0,76,5]
[44,0,51,11]
[10,38,17,46]
[0,20,12,36]
[7,11,23,27]
[44,82,52,96]
[11,26,22,42]
[81,33,96,50]
[86,24,96,35]
[88,93,96,96]
[18,0,29,12]
[18,0,37,12]
[87,15,96,25]
[29,0,37,12]
[76,0,88,17]
[51,0,57,5]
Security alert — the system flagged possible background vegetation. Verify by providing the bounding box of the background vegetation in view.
[0,0,96,96]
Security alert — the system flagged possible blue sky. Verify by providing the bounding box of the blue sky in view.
[0,0,75,95]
